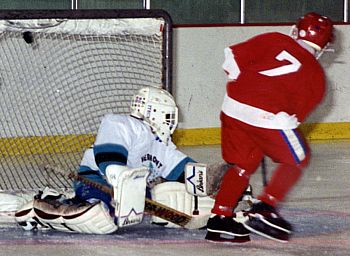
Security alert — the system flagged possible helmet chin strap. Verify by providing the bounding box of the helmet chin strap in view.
[295,38,334,60]
[315,42,334,60]
[296,39,317,55]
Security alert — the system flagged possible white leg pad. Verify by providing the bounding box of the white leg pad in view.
[150,182,214,228]
[114,167,149,227]
[15,199,118,234]
[62,201,117,234]
[0,192,30,212]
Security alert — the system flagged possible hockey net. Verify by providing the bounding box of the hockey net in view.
[0,9,173,217]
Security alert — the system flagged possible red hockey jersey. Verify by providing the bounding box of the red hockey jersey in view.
[224,32,325,122]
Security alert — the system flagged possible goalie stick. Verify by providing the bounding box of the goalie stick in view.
[44,165,209,229]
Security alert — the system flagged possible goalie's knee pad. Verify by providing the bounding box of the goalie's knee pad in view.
[150,182,214,228]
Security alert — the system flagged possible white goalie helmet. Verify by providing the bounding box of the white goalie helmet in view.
[130,86,178,145]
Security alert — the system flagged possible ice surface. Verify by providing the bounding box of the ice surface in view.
[1,141,350,256]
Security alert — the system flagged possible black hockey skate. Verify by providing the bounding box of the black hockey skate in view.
[205,214,250,244]
[243,201,293,243]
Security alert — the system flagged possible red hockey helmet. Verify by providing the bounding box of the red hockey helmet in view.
[294,12,334,51]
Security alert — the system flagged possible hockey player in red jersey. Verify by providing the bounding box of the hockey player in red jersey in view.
[205,12,334,243]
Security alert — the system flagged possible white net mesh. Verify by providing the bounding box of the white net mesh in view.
[0,18,164,36]
[0,13,171,193]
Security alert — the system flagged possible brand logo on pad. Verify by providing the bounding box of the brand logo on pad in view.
[121,208,143,227]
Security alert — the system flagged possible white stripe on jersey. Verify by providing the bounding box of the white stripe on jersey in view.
[281,129,306,163]
[222,47,241,80]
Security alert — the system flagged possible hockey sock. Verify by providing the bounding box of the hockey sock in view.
[258,163,302,207]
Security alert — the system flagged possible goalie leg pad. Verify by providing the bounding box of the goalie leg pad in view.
[21,199,118,234]
[15,197,118,234]
[0,192,30,212]
[60,201,117,234]
[150,181,214,228]
[114,166,149,228]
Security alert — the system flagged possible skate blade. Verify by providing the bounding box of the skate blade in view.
[243,219,291,243]
[205,231,250,244]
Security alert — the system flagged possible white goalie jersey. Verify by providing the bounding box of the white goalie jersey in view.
[80,114,193,183]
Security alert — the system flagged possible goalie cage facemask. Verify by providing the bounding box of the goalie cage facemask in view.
[130,86,178,145]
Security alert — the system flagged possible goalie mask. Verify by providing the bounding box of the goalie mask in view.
[130,87,178,145]
[291,12,334,53]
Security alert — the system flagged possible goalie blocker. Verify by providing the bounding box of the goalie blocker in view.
[105,165,149,228]
[149,162,232,228]
[185,162,232,197]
